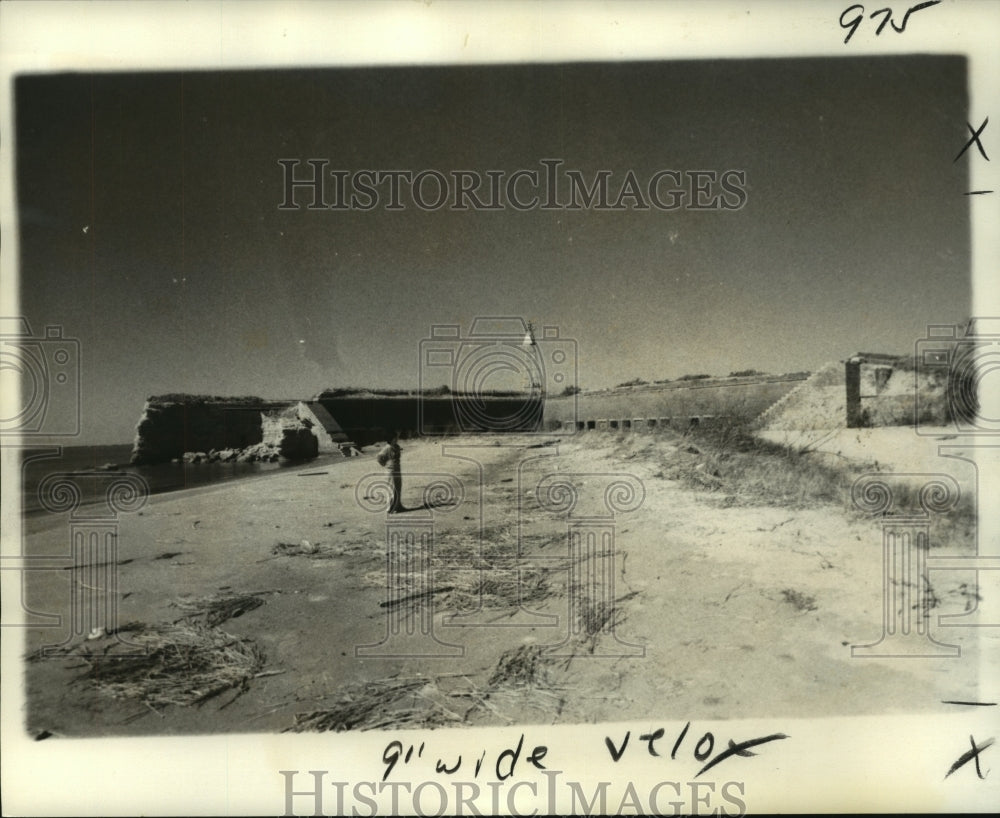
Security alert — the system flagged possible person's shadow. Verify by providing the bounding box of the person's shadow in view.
[390,498,460,514]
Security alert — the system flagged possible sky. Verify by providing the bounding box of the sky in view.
[14,56,971,444]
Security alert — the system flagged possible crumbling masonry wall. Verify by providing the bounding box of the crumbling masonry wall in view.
[541,376,806,432]
[845,353,899,428]
[844,353,955,428]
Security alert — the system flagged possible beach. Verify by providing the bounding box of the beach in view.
[19,431,993,737]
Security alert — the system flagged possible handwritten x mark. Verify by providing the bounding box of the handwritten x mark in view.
[954,118,990,162]
[945,735,994,780]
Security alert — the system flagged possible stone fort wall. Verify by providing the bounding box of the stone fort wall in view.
[130,360,955,464]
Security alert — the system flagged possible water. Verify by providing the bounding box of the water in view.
[19,444,341,517]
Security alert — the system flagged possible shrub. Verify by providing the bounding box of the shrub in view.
[423,384,451,396]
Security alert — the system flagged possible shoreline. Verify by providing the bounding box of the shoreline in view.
[19,450,362,534]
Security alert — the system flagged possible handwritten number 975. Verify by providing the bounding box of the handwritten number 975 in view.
[840,1,941,44]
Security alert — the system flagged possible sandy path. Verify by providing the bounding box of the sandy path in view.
[758,426,979,490]
[550,435,989,721]
[20,432,994,737]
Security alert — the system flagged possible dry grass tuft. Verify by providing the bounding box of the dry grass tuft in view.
[661,421,976,553]
[578,597,619,638]
[461,568,552,610]
[649,423,868,510]
[467,646,568,722]
[360,531,562,615]
[488,645,545,687]
[287,676,461,732]
[573,592,634,654]
[780,588,818,613]
[172,591,266,627]
[272,539,351,559]
[70,622,266,708]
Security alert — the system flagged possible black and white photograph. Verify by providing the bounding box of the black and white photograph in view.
[2,1,998,814]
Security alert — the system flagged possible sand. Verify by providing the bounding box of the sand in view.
[18,431,994,737]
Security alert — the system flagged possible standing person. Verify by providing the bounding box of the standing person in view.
[376,430,403,513]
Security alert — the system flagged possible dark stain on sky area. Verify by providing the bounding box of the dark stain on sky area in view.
[15,56,969,443]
